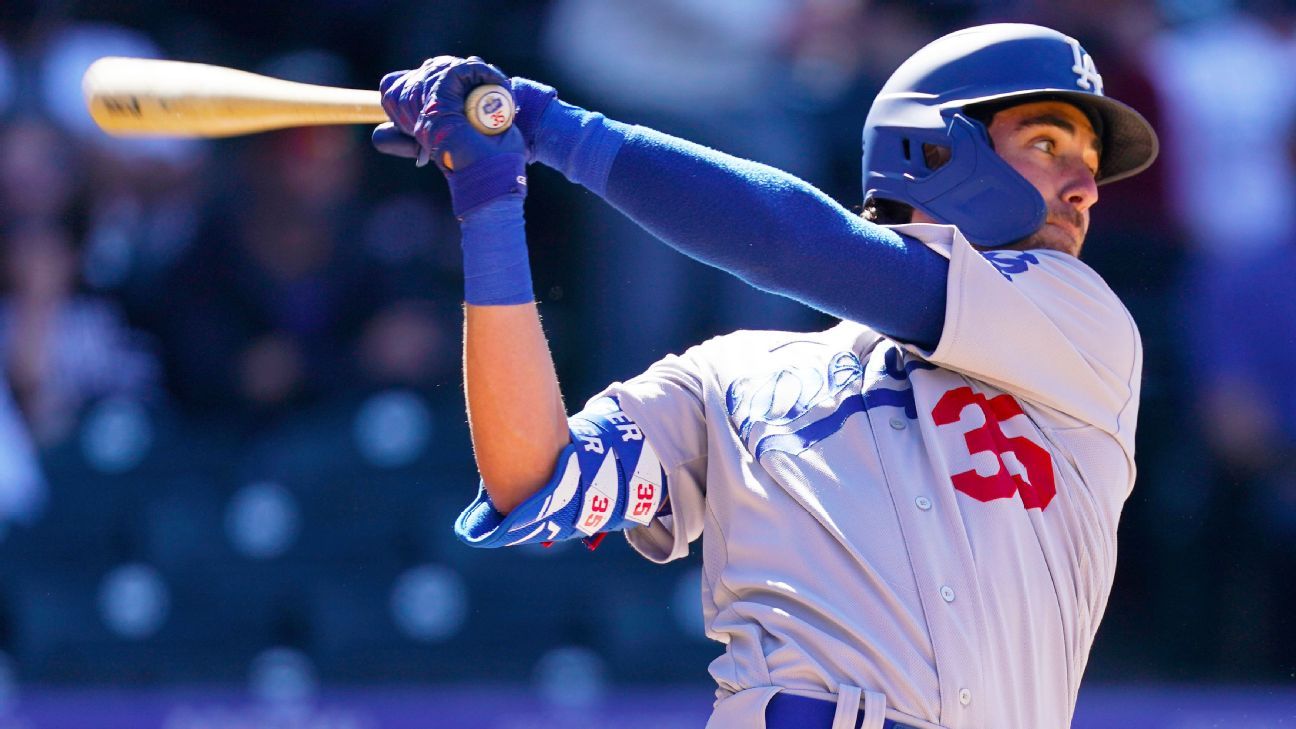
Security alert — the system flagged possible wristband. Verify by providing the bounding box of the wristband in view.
[459,196,533,306]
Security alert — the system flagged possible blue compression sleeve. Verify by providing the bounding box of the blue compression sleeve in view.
[533,100,947,349]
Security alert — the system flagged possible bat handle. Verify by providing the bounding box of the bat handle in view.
[441,83,516,171]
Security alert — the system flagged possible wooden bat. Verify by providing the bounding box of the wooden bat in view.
[82,56,515,140]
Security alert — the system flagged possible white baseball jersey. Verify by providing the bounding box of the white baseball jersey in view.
[593,224,1141,729]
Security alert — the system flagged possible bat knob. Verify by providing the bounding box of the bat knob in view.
[464,84,515,136]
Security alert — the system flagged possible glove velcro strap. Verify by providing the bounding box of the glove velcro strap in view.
[449,152,527,217]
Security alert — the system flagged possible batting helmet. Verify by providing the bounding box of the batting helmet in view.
[861,23,1158,247]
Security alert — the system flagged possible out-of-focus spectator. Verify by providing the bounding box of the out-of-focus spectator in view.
[783,0,931,203]
[156,125,380,416]
[357,299,455,388]
[0,38,14,117]
[1144,1,1296,259]
[79,144,208,322]
[38,24,159,143]
[0,23,211,326]
[356,194,464,389]
[1142,0,1296,679]
[0,222,160,446]
[545,0,795,124]
[1182,233,1296,678]
[0,117,81,228]
[0,370,46,525]
[154,49,461,418]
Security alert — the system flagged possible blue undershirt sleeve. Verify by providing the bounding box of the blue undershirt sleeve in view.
[532,99,947,350]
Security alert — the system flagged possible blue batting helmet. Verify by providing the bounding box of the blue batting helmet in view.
[861,23,1158,247]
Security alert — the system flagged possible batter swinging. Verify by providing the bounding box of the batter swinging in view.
[373,23,1157,729]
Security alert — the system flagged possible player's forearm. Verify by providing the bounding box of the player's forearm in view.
[456,198,568,514]
[374,63,571,516]
[531,98,948,349]
[463,302,568,515]
[458,198,570,511]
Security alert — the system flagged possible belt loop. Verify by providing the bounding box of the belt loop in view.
[860,690,886,729]
[831,685,863,729]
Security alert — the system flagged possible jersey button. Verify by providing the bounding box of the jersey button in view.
[915,496,932,511]
[940,585,955,603]
[959,689,972,706]
[888,416,906,430]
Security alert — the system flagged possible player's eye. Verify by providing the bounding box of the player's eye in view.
[1031,138,1056,155]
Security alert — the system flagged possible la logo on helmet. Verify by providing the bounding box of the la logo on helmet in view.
[1068,37,1103,94]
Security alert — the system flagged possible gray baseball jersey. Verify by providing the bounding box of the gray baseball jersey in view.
[593,224,1141,729]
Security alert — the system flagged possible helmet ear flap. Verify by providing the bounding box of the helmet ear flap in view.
[904,114,1045,247]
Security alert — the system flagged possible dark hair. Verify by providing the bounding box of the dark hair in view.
[860,141,952,224]
[861,197,913,225]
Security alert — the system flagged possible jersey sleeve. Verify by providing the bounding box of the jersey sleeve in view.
[593,348,711,564]
[908,229,1142,441]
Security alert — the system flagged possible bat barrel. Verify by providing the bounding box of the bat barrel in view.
[83,57,390,138]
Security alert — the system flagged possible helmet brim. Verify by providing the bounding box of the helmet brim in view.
[962,89,1158,185]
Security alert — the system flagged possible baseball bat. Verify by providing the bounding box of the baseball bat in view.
[82,57,515,142]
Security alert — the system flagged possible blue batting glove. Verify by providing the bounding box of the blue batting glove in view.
[373,56,528,217]
[374,70,559,165]
[372,55,459,164]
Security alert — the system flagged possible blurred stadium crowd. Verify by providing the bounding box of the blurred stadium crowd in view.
[0,0,1294,705]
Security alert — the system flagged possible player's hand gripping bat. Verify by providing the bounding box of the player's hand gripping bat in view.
[82,57,516,161]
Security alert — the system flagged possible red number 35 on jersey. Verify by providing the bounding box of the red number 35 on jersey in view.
[932,387,1056,510]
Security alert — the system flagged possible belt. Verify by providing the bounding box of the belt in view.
[765,693,922,729]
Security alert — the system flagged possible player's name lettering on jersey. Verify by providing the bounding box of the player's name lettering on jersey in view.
[727,344,936,460]
[570,420,605,454]
[573,399,644,450]
[604,409,643,441]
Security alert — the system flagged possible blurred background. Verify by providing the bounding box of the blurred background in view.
[0,0,1293,726]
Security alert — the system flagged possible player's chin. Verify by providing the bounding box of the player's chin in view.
[1028,224,1084,256]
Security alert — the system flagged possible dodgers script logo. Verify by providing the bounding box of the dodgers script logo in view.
[727,345,933,459]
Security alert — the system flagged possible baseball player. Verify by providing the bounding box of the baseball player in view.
[373,23,1156,729]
